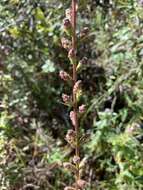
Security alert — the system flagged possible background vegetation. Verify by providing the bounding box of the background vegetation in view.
[0,0,143,189]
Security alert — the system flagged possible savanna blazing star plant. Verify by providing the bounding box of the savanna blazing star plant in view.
[59,1,88,190]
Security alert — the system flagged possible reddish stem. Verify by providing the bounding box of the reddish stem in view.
[71,0,80,188]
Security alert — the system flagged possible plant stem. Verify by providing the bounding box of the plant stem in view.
[71,0,80,188]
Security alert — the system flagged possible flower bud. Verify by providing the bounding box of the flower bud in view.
[65,8,72,20]
[61,37,72,50]
[63,18,71,28]
[70,111,76,127]
[76,89,82,102]
[79,157,88,169]
[73,80,82,94]
[68,48,76,58]
[77,179,87,189]
[80,57,88,65]
[73,156,80,164]
[79,104,86,113]
[59,70,71,81]
[66,129,76,138]
[76,57,88,71]
[80,27,89,38]
[63,18,73,36]
[62,94,70,103]
[65,129,76,147]
[63,162,77,173]
[68,49,76,64]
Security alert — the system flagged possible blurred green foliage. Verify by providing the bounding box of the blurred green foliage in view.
[0,0,143,189]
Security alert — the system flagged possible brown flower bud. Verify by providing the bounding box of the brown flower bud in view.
[59,70,71,81]
[73,156,80,164]
[79,104,86,113]
[73,80,82,94]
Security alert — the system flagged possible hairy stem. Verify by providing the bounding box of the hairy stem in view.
[71,0,80,188]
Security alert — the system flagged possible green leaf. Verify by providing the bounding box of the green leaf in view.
[35,7,45,20]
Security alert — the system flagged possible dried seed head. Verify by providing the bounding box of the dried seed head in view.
[62,94,70,103]
[79,104,86,113]
[73,156,80,164]
[70,111,76,127]
[77,179,87,189]
[59,70,70,81]
[73,80,82,94]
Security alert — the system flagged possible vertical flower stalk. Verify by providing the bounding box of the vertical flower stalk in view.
[71,0,79,187]
[60,1,87,189]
